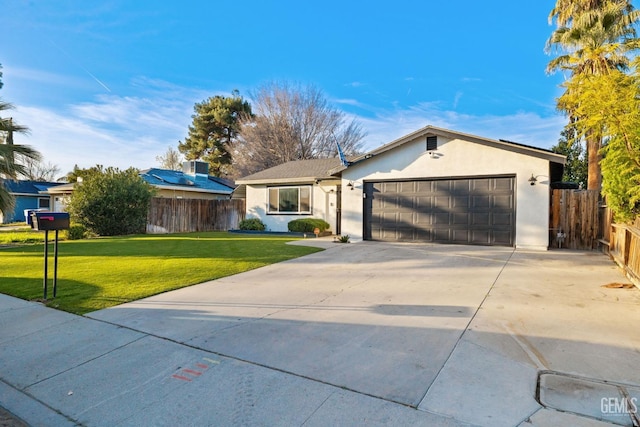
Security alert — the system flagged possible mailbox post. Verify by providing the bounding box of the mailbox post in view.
[30,212,70,299]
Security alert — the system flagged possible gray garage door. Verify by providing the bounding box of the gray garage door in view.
[364,176,515,246]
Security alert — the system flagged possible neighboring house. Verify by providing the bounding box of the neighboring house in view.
[46,161,236,211]
[0,180,64,224]
[140,161,235,200]
[237,125,567,250]
[46,182,75,212]
[236,158,343,234]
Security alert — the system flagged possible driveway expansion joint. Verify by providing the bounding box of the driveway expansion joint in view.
[417,247,517,405]
[24,334,148,389]
[0,378,83,426]
[87,314,421,410]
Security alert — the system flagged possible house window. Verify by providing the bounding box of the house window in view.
[268,186,311,214]
[38,198,50,209]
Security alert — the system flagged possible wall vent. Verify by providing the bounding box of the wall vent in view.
[426,136,438,151]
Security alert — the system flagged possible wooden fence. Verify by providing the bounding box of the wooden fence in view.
[549,189,640,285]
[609,224,640,286]
[147,198,245,233]
[549,189,601,249]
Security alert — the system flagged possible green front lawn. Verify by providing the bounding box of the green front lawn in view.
[0,232,322,314]
[0,228,51,245]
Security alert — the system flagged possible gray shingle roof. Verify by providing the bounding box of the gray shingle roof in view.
[236,158,343,184]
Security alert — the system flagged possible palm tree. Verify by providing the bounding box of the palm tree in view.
[0,100,39,215]
[549,0,633,27]
[547,0,640,190]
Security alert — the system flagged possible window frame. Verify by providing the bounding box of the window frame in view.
[38,198,50,209]
[267,185,312,215]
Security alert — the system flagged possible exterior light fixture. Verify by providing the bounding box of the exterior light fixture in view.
[528,174,537,186]
[346,181,354,190]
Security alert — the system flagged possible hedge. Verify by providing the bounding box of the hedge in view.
[287,218,330,233]
[239,218,266,231]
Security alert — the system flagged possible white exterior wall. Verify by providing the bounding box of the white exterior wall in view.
[245,183,339,232]
[340,136,552,250]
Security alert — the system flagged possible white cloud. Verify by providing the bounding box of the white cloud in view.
[333,98,365,108]
[8,78,567,179]
[4,75,230,176]
[2,64,97,93]
[453,91,463,109]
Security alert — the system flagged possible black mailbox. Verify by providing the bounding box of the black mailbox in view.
[31,212,70,231]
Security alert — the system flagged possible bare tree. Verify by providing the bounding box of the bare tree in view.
[233,81,365,177]
[18,157,60,181]
[156,146,183,171]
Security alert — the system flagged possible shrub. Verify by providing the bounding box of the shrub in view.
[65,224,87,240]
[239,218,266,231]
[337,235,350,243]
[66,166,155,236]
[287,218,330,233]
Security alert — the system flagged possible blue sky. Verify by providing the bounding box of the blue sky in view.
[2,0,566,176]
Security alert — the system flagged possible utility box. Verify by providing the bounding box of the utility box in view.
[31,212,70,231]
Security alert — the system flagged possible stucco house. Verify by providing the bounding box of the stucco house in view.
[236,158,343,234]
[237,125,566,250]
[0,180,63,224]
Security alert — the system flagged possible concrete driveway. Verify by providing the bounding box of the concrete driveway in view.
[2,241,640,426]
[91,242,513,408]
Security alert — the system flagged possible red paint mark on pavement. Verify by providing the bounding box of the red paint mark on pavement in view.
[172,374,192,382]
[183,369,202,376]
[196,363,209,369]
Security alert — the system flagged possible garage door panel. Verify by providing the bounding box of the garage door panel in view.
[493,230,513,245]
[452,196,469,209]
[415,212,431,225]
[452,212,469,225]
[415,229,431,240]
[364,177,515,246]
[396,228,414,240]
[471,213,490,226]
[416,196,432,209]
[399,181,414,193]
[492,213,513,226]
[472,195,491,209]
[452,229,470,243]
[416,181,432,192]
[494,177,514,191]
[433,212,451,224]
[383,182,398,192]
[453,180,470,194]
[433,228,451,242]
[394,196,412,209]
[471,230,491,245]
[435,196,450,209]
[493,195,513,209]
[434,181,451,193]
[471,178,491,192]
[398,212,414,225]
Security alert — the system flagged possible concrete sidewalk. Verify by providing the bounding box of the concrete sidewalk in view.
[1,242,639,426]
